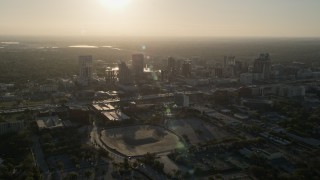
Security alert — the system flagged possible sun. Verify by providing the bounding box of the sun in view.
[100,0,130,10]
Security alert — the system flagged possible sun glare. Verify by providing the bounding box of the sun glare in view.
[100,0,130,10]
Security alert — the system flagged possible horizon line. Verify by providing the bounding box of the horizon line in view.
[1,34,320,39]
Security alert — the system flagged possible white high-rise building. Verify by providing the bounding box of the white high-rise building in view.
[78,55,93,86]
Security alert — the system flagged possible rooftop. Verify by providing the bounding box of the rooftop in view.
[101,110,129,121]
[36,115,63,129]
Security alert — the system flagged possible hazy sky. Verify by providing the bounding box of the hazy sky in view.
[1,0,320,37]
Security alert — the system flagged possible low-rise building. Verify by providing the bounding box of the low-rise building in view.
[241,98,273,109]
[286,133,320,148]
[1,93,18,102]
[258,148,283,160]
[183,78,210,86]
[278,85,305,98]
[0,83,14,91]
[36,115,65,130]
[175,93,189,107]
[59,78,75,89]
[101,110,130,121]
[240,73,253,85]
[234,113,249,120]
[39,84,58,93]
[248,84,305,98]
[0,120,24,135]
[253,73,264,81]
[92,103,115,112]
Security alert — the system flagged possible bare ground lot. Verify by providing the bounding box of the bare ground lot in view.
[101,125,182,156]
[166,118,232,145]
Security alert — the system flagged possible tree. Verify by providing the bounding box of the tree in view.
[41,133,53,143]
[56,160,64,172]
[154,160,164,172]
[84,170,92,180]
[112,162,119,170]
[0,115,4,122]
[59,98,68,105]
[25,176,34,180]
[132,161,138,169]
[123,158,130,170]
[70,156,79,165]
[195,129,203,135]
[249,165,275,180]
[64,172,78,180]
[174,170,183,179]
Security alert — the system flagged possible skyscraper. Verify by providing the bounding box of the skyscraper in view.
[223,56,236,78]
[167,57,175,72]
[105,67,117,84]
[224,56,236,68]
[215,68,223,78]
[118,62,133,85]
[132,54,144,80]
[234,61,243,76]
[253,53,271,80]
[182,60,192,78]
[78,55,93,86]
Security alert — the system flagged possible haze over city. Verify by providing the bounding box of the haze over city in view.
[1,1,320,180]
[1,0,320,37]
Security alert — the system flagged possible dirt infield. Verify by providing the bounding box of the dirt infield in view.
[100,125,182,156]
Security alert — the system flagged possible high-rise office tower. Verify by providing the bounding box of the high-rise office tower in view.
[215,68,223,78]
[132,54,144,80]
[253,53,271,80]
[176,59,183,69]
[241,62,249,74]
[105,67,117,84]
[223,56,236,78]
[118,62,133,85]
[224,56,236,68]
[182,60,192,78]
[167,57,176,82]
[161,70,168,82]
[167,57,175,72]
[234,61,243,76]
[78,55,93,86]
[192,56,206,66]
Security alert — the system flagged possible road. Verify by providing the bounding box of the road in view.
[89,121,125,162]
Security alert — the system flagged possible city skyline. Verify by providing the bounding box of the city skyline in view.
[1,1,320,177]
[1,0,320,37]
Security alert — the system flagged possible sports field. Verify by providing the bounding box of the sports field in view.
[101,125,182,156]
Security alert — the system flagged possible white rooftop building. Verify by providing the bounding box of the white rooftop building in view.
[36,115,64,130]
